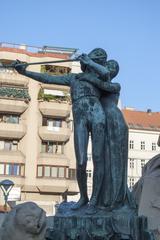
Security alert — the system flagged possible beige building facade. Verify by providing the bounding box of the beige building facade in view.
[0,42,80,214]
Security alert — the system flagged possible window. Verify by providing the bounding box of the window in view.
[129,140,134,149]
[13,164,20,175]
[0,114,19,124]
[51,167,58,178]
[59,167,65,178]
[4,141,12,151]
[87,170,92,178]
[12,141,18,151]
[37,165,67,178]
[41,141,64,154]
[0,141,4,150]
[44,166,50,177]
[0,140,18,151]
[47,119,62,128]
[152,143,156,151]
[141,141,145,150]
[37,166,43,177]
[129,177,135,189]
[141,159,145,170]
[129,158,135,169]
[41,141,53,153]
[43,117,62,128]
[87,154,92,161]
[0,164,5,175]
[68,169,76,180]
[0,163,24,176]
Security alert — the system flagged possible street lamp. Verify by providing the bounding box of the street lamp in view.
[0,179,14,212]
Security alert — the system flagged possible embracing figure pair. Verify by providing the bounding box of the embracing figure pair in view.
[14,48,134,213]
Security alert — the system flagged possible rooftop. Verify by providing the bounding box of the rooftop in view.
[0,42,78,60]
[123,108,160,131]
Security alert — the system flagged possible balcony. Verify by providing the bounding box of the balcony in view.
[39,101,71,117]
[0,71,29,86]
[0,150,25,163]
[0,99,28,113]
[39,126,71,142]
[38,153,69,166]
[36,177,70,194]
[0,86,30,102]
[0,123,26,139]
[35,179,78,195]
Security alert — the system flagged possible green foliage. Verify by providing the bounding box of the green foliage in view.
[0,87,31,101]
[38,88,71,103]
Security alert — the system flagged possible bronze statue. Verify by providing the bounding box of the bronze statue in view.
[14,48,119,213]
[12,49,154,239]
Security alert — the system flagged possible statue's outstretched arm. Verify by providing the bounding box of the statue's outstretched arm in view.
[22,70,73,86]
[14,61,74,86]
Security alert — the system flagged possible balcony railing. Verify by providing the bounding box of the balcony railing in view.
[39,101,71,118]
[0,98,28,113]
[0,42,42,53]
[0,42,78,55]
[0,70,29,86]
[0,123,26,139]
[0,150,25,163]
[39,126,71,142]
[38,153,69,166]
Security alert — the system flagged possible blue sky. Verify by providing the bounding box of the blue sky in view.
[0,0,160,111]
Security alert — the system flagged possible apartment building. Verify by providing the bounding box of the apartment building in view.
[123,108,160,189]
[0,42,80,214]
[86,108,160,193]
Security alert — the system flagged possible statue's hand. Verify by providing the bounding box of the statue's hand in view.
[12,60,28,74]
[78,54,92,65]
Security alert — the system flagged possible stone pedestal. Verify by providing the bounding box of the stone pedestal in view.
[45,202,154,240]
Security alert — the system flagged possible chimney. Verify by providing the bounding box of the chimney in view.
[19,44,27,50]
[147,109,152,114]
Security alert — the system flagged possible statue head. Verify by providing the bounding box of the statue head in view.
[81,48,107,72]
[88,48,107,65]
[107,59,119,80]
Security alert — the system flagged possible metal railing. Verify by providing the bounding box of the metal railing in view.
[0,42,42,53]
[0,42,78,55]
